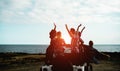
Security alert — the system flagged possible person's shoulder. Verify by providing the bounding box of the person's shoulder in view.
[82,44,88,47]
[92,48,99,53]
[83,44,88,47]
[93,47,98,51]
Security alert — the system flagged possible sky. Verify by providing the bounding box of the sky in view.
[0,0,120,44]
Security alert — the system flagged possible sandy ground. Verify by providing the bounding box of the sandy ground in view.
[0,53,120,71]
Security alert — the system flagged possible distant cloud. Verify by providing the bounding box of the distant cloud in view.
[0,0,120,25]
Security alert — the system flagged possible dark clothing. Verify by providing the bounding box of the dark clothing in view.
[46,38,56,65]
[52,55,73,71]
[82,45,101,64]
[53,38,65,57]
[46,45,54,65]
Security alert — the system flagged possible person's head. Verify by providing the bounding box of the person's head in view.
[56,31,61,38]
[49,29,56,39]
[89,40,93,47]
[70,28,75,34]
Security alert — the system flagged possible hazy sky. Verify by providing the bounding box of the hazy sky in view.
[0,0,120,44]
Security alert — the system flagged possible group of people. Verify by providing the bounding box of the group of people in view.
[45,23,110,71]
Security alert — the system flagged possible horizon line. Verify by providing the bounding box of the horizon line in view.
[0,43,120,45]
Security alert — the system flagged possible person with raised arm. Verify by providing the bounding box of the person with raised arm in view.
[46,23,57,65]
[76,24,86,45]
[65,24,83,65]
[78,26,85,44]
[65,24,81,48]
[51,26,72,71]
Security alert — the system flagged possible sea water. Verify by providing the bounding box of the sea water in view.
[0,45,120,53]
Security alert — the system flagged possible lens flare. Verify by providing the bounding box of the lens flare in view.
[62,34,71,44]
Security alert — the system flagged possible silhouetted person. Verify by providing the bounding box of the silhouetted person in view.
[46,23,56,65]
[75,24,85,65]
[84,40,97,71]
[53,31,65,57]
[88,40,110,63]
[77,25,85,65]
[65,24,85,65]
[88,40,100,64]
[84,40,110,71]
[52,31,72,71]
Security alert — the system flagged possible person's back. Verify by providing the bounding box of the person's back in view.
[52,31,73,71]
[53,31,65,56]
[87,40,100,64]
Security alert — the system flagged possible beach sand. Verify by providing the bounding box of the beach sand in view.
[0,52,120,71]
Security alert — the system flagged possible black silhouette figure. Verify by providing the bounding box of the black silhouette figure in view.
[46,23,56,65]
[52,31,72,71]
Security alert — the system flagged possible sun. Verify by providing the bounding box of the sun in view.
[62,34,71,44]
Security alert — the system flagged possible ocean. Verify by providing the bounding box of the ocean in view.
[0,45,120,53]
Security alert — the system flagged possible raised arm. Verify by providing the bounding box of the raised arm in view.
[80,27,85,34]
[76,24,82,36]
[77,24,82,32]
[95,50,110,60]
[53,22,56,30]
[65,24,73,38]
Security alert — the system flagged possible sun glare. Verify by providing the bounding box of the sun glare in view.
[62,34,71,44]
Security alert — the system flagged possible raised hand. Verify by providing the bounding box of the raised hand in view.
[78,24,82,28]
[53,22,56,30]
[65,24,68,28]
[77,24,82,31]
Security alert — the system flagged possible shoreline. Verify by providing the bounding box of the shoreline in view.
[0,52,120,71]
